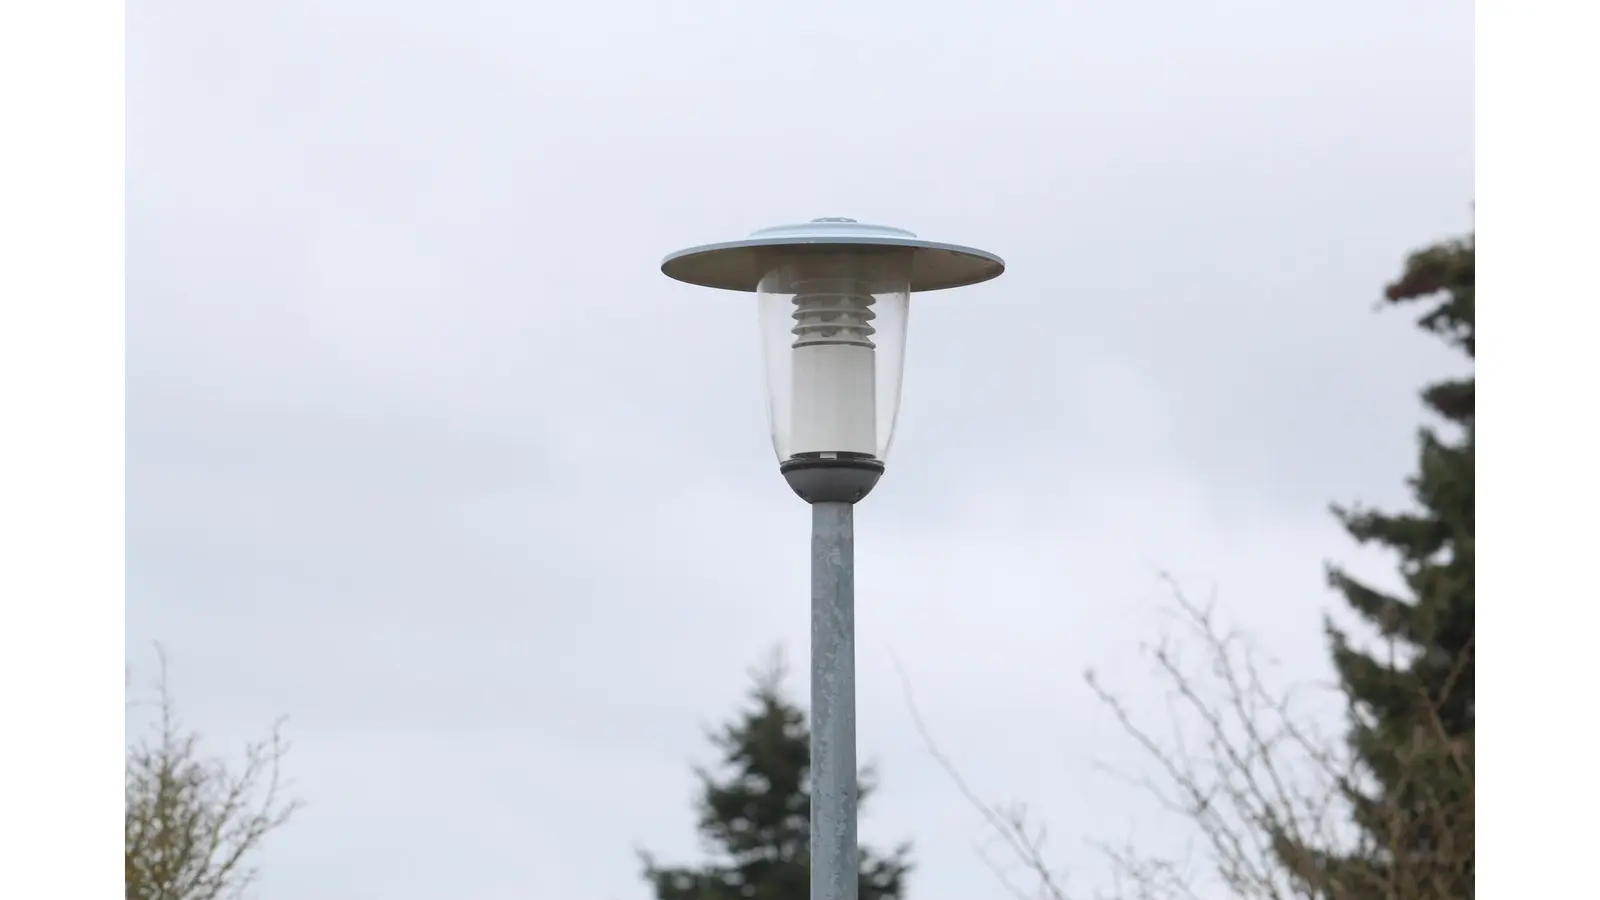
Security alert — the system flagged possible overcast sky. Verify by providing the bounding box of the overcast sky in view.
[126,2,1472,898]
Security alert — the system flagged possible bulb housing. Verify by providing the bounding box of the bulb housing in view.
[757,246,910,464]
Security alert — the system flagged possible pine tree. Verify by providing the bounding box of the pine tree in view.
[1279,235,1474,899]
[641,653,912,900]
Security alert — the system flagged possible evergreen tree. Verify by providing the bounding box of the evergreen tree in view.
[1280,235,1474,899]
[642,653,912,900]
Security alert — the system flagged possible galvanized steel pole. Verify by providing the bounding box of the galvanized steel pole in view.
[810,500,858,900]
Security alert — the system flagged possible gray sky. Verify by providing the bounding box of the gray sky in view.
[127,2,1471,898]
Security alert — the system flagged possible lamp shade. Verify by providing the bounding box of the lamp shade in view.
[662,218,1003,467]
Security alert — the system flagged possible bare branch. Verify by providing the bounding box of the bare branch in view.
[125,649,302,900]
[902,576,1470,900]
[891,655,1074,900]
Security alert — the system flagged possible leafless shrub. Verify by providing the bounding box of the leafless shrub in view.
[125,649,302,900]
[903,577,1472,900]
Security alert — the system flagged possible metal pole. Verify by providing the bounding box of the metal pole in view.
[810,500,858,900]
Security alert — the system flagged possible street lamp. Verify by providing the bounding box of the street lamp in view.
[662,217,1004,900]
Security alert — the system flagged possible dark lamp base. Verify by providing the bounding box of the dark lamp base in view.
[779,456,885,504]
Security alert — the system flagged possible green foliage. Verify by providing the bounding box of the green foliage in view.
[641,653,912,900]
[1280,236,1475,899]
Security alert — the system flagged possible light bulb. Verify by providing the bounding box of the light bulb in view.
[789,275,880,458]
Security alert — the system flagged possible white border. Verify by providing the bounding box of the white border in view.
[1477,0,1599,897]
[0,1,124,897]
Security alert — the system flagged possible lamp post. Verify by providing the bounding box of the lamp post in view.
[661,218,1004,900]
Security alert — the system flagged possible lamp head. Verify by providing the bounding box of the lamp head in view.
[662,219,1004,503]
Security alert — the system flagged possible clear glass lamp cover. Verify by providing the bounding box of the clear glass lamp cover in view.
[756,246,913,465]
